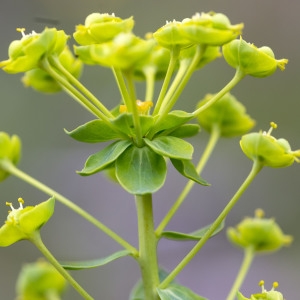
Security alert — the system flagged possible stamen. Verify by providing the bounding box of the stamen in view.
[16,28,37,38]
[16,27,26,37]
[259,280,266,292]
[255,208,265,218]
[272,281,279,290]
[6,202,14,210]
[18,198,24,209]
[267,121,278,135]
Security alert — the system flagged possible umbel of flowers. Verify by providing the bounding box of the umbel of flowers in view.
[0,10,296,300]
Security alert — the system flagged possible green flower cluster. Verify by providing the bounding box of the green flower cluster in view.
[0,12,291,195]
[0,197,55,247]
[238,281,284,300]
[227,209,292,253]
[0,132,21,181]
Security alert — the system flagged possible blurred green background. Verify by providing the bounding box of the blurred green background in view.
[0,0,299,299]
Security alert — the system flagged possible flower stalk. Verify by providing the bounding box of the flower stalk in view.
[159,159,263,289]
[135,194,160,300]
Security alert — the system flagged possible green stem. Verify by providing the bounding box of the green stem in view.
[226,246,255,300]
[135,194,160,300]
[159,160,263,289]
[0,159,138,256]
[192,68,245,117]
[30,231,94,300]
[41,59,109,122]
[125,70,137,102]
[148,45,204,140]
[153,46,180,115]
[157,58,190,115]
[144,66,156,102]
[157,45,205,118]
[156,124,221,236]
[112,67,143,147]
[48,56,114,119]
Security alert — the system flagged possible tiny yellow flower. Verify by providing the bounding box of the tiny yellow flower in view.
[120,100,153,115]
[240,122,300,168]
[237,281,284,300]
[0,197,55,247]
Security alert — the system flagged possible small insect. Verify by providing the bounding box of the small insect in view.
[34,16,60,26]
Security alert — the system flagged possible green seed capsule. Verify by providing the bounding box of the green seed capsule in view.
[223,37,288,77]
[227,209,292,253]
[240,122,300,168]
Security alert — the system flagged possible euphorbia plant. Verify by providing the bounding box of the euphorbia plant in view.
[0,11,297,300]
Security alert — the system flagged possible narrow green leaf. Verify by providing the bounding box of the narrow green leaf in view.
[112,113,155,137]
[78,140,132,176]
[144,136,193,160]
[157,284,207,300]
[160,219,225,241]
[115,145,167,194]
[65,119,120,143]
[170,158,209,186]
[61,250,131,270]
[169,124,200,138]
[152,110,194,135]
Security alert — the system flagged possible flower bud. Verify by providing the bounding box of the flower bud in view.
[0,28,69,74]
[73,13,134,45]
[75,33,154,69]
[16,258,67,299]
[0,197,55,247]
[180,12,243,46]
[197,93,255,137]
[21,45,83,93]
[153,20,194,49]
[240,122,300,168]
[0,132,21,181]
[237,281,284,300]
[227,209,292,253]
[223,37,288,77]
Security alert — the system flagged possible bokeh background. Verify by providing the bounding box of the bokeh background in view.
[0,0,299,299]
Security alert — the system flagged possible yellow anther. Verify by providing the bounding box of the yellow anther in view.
[119,104,127,113]
[16,27,26,33]
[273,281,279,289]
[136,100,153,114]
[259,280,265,287]
[5,202,12,207]
[145,32,153,40]
[267,121,278,135]
[16,28,26,37]
[270,121,278,129]
[119,100,153,115]
[18,198,24,204]
[255,208,265,218]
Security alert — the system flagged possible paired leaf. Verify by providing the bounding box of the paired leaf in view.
[157,284,207,300]
[60,250,131,270]
[160,219,225,241]
[170,158,209,186]
[112,113,155,137]
[78,140,132,175]
[115,145,167,194]
[169,124,200,138]
[144,136,194,160]
[152,110,194,135]
[65,119,121,143]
